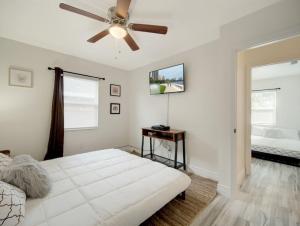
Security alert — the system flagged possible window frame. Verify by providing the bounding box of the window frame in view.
[63,75,99,131]
[251,90,277,126]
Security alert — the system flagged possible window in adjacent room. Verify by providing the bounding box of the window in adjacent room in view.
[64,75,99,129]
[251,90,277,126]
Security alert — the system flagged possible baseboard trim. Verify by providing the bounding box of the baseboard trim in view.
[189,164,231,197]
[237,169,245,188]
[217,184,231,197]
[189,164,219,181]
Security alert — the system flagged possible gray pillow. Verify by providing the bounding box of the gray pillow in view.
[1,155,51,198]
[0,153,12,171]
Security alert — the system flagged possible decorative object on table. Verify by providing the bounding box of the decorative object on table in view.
[110,84,121,96]
[1,155,51,198]
[110,103,121,114]
[0,181,26,226]
[151,125,170,131]
[9,67,33,88]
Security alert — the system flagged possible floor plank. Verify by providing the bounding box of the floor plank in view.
[195,158,300,226]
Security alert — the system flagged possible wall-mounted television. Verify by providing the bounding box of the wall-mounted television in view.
[149,63,185,95]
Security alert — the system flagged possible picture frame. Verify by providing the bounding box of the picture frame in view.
[110,84,121,97]
[110,103,120,114]
[9,67,33,88]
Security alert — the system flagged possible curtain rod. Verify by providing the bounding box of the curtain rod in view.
[48,67,105,80]
[252,88,281,92]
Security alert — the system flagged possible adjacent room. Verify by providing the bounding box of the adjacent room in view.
[0,0,300,226]
[251,60,300,166]
[229,35,300,226]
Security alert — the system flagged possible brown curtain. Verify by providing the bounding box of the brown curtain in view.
[44,67,64,160]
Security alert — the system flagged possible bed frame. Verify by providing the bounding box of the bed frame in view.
[252,150,300,167]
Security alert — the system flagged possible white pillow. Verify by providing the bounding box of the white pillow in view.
[0,153,12,171]
[280,128,299,140]
[0,181,26,226]
[264,128,284,139]
[252,126,266,136]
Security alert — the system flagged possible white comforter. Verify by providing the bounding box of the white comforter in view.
[21,149,191,226]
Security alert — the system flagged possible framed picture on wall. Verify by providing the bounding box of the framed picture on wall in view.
[110,103,120,114]
[110,84,121,97]
[9,67,33,88]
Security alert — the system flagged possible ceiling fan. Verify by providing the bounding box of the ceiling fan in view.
[59,0,168,51]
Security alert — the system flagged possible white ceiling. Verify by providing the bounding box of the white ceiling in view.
[0,0,281,70]
[252,60,300,80]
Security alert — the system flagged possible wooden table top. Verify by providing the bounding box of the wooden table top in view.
[142,127,185,134]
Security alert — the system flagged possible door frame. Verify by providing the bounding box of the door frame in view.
[234,36,300,193]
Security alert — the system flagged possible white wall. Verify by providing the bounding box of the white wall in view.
[128,0,300,196]
[0,38,129,160]
[252,75,300,129]
[0,0,299,197]
[128,41,221,181]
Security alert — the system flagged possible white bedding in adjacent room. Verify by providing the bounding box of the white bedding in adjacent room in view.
[20,149,191,226]
[251,135,300,159]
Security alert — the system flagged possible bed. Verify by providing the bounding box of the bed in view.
[252,136,300,159]
[251,126,300,166]
[20,149,191,226]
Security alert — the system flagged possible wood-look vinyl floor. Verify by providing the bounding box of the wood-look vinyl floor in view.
[141,174,217,226]
[195,158,300,226]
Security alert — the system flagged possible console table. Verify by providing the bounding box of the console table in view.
[141,128,186,170]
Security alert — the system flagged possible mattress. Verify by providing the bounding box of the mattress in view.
[251,136,300,159]
[20,149,191,226]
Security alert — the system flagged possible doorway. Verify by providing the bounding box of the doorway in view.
[251,61,300,166]
[235,35,300,188]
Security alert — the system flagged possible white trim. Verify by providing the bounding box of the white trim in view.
[64,126,98,132]
[189,164,219,181]
[189,164,231,197]
[237,169,245,188]
[217,184,231,197]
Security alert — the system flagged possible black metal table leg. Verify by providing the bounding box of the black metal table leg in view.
[141,135,144,157]
[174,139,178,168]
[183,134,186,170]
[152,139,155,156]
[181,191,186,200]
[150,137,153,158]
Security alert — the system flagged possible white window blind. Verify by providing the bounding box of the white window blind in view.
[64,75,99,129]
[251,90,277,126]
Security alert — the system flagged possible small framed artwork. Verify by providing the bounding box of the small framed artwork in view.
[110,103,120,114]
[9,67,33,88]
[110,84,121,97]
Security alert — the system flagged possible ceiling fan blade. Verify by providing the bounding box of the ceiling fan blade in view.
[124,33,139,51]
[59,3,109,23]
[129,23,168,34]
[116,0,131,18]
[87,30,109,43]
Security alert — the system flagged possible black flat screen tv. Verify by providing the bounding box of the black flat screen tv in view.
[149,63,185,95]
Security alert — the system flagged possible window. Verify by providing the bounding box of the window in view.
[251,90,277,125]
[64,75,99,129]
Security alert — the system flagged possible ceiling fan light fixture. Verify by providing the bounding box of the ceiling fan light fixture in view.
[109,25,127,39]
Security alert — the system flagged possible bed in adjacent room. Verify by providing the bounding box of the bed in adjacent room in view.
[251,126,300,166]
[20,149,191,226]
